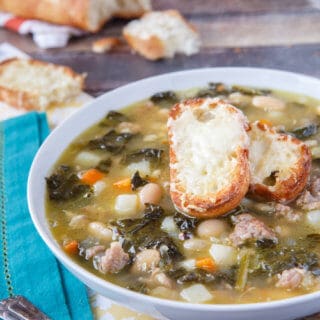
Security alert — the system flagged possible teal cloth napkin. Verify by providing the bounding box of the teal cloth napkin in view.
[0,112,93,320]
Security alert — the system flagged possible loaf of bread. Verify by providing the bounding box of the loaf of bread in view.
[0,58,85,110]
[0,0,151,32]
[249,121,311,202]
[167,98,250,218]
[123,10,201,60]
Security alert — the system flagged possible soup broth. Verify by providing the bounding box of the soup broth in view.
[46,83,320,304]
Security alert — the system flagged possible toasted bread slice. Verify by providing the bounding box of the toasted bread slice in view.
[249,121,311,202]
[168,98,250,218]
[123,10,201,60]
[0,58,85,111]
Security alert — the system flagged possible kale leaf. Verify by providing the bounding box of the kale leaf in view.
[46,165,92,201]
[88,130,134,154]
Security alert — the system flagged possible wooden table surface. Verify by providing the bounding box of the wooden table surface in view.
[1,0,320,97]
[1,1,320,319]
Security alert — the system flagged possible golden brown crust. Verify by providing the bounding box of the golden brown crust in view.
[168,98,250,219]
[0,58,85,110]
[123,32,165,61]
[92,37,122,53]
[0,0,100,31]
[248,121,312,203]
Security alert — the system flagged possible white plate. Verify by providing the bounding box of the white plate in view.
[28,68,320,320]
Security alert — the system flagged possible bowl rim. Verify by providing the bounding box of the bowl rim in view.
[28,66,320,312]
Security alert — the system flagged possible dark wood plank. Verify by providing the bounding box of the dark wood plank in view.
[31,44,320,97]
[153,0,316,16]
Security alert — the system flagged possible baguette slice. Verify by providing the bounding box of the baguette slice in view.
[168,98,250,218]
[0,58,85,111]
[249,121,311,202]
[123,10,201,60]
[0,0,151,32]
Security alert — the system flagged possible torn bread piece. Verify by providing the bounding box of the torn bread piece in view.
[168,98,250,218]
[92,37,121,53]
[0,58,85,111]
[249,121,311,202]
[123,10,201,60]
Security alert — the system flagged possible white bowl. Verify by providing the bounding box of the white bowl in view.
[28,68,320,320]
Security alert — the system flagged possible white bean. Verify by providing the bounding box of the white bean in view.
[139,183,162,205]
[69,215,90,229]
[252,95,286,111]
[183,238,209,252]
[197,219,229,239]
[88,222,113,242]
[131,249,160,274]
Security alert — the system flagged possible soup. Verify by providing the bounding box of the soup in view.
[46,83,320,304]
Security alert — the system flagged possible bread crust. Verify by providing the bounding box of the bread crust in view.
[168,98,250,218]
[123,32,165,60]
[0,58,85,110]
[248,121,312,203]
[0,0,99,31]
[0,0,151,32]
[123,9,199,60]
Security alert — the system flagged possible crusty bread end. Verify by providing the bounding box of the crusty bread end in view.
[168,98,250,218]
[248,121,311,202]
[123,10,201,60]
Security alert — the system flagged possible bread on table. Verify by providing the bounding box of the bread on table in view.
[123,10,201,60]
[0,0,151,32]
[248,121,311,202]
[167,98,250,218]
[0,58,85,111]
[92,37,121,53]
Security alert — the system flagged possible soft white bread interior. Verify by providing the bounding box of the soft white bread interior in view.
[123,10,201,60]
[249,121,311,202]
[168,98,250,218]
[0,58,85,111]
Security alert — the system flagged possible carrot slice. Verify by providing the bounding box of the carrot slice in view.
[81,168,104,185]
[63,240,79,255]
[196,257,217,273]
[113,178,131,191]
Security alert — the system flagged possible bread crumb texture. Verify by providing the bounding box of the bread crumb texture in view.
[0,58,85,110]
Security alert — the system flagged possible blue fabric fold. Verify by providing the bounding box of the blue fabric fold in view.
[0,112,93,320]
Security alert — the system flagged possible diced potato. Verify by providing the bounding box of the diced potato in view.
[74,151,102,167]
[114,194,139,217]
[93,181,107,196]
[161,216,179,234]
[306,210,320,228]
[88,222,113,242]
[179,259,196,271]
[180,284,213,303]
[209,244,237,267]
[126,160,151,176]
